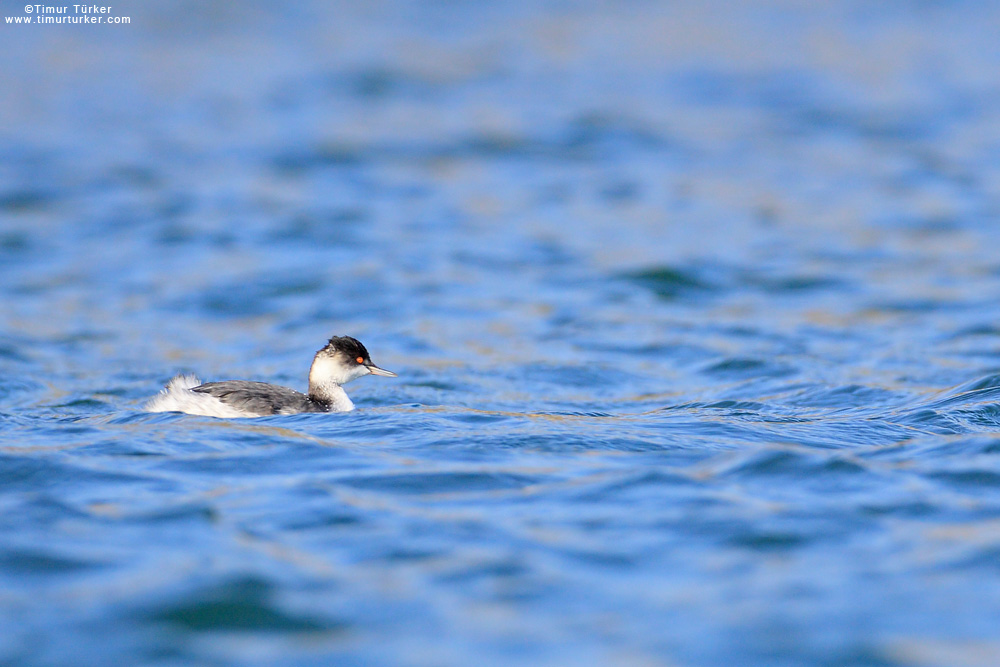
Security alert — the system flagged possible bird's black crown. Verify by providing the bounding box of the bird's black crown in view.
[323,335,370,361]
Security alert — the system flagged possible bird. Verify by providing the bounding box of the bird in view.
[145,335,396,417]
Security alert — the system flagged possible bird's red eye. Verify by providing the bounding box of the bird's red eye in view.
[356,356,364,364]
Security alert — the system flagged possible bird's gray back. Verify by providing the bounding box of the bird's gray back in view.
[192,381,326,415]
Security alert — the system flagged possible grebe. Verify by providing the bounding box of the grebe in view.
[145,336,396,417]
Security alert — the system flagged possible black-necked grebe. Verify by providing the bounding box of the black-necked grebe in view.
[145,336,396,417]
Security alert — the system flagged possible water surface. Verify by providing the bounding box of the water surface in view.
[4,2,1000,665]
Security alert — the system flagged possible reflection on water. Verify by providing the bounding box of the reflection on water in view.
[4,1,1000,665]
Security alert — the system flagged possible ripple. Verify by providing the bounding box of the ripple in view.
[0,548,102,576]
[150,577,337,633]
[0,189,53,212]
[338,469,542,496]
[621,266,712,300]
[700,357,797,379]
[716,447,870,481]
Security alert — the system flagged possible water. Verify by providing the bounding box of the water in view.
[4,1,1000,665]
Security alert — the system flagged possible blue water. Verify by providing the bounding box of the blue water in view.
[5,2,1000,665]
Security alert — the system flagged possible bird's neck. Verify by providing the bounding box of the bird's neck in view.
[308,381,354,412]
[308,355,356,412]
